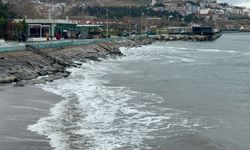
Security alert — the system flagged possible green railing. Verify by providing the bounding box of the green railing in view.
[0,43,26,53]
[0,34,148,53]
[29,37,119,49]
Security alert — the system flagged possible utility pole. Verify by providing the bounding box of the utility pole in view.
[48,13,52,38]
[81,1,84,39]
[106,5,109,38]
[140,12,144,34]
[128,5,131,36]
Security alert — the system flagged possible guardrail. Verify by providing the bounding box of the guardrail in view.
[0,43,26,53]
[0,34,148,53]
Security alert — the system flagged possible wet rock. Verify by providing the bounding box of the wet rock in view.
[0,37,154,85]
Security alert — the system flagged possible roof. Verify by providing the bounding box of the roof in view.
[185,1,199,6]
[14,19,76,25]
[167,26,191,29]
[76,24,104,27]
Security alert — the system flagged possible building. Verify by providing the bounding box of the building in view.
[199,8,212,15]
[192,26,214,35]
[167,26,192,34]
[225,6,245,16]
[243,8,250,16]
[14,18,104,41]
[163,0,200,16]
[151,0,157,6]
[166,25,215,35]
[186,1,200,15]
[163,0,187,15]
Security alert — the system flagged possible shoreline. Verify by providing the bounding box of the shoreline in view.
[0,37,154,85]
[0,35,212,149]
[0,84,62,150]
[0,37,154,149]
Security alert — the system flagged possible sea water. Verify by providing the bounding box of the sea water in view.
[29,33,250,150]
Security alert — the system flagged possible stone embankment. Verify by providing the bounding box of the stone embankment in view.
[153,33,222,41]
[0,38,154,85]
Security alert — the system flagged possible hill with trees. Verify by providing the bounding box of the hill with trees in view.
[2,0,156,18]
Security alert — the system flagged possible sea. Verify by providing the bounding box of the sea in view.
[28,33,250,150]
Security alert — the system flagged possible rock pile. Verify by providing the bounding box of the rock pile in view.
[0,37,154,85]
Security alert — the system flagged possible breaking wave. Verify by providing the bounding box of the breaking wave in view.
[119,45,196,64]
[195,48,237,53]
[28,45,210,150]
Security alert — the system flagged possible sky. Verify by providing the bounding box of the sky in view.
[218,0,250,7]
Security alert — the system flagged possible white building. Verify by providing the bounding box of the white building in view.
[243,8,250,16]
[1,0,7,4]
[200,8,211,15]
[151,0,157,6]
[186,1,200,15]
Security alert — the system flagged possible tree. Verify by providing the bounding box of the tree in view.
[0,1,26,40]
[0,17,7,39]
[184,14,198,23]
[0,1,16,19]
[21,19,28,35]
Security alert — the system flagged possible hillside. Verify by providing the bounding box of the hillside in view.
[38,0,150,6]
[4,0,152,18]
[84,0,150,6]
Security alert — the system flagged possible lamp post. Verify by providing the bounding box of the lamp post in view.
[128,5,131,36]
[140,12,144,34]
[81,1,84,39]
[106,5,109,38]
[168,15,173,22]
[47,12,52,38]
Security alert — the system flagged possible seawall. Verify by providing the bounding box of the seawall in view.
[0,37,154,85]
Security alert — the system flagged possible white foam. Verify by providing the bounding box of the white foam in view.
[11,105,48,112]
[3,137,49,143]
[164,46,237,54]
[196,48,237,53]
[165,55,196,63]
[28,45,208,150]
[165,47,189,50]
[120,45,196,64]
[240,52,250,56]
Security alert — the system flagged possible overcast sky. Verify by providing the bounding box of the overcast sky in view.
[218,0,250,7]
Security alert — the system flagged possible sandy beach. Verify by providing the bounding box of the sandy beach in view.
[0,84,62,150]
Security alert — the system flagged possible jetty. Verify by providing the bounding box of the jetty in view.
[153,32,222,41]
[153,26,222,41]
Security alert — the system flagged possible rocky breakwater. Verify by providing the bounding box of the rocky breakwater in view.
[0,38,154,85]
[154,33,222,41]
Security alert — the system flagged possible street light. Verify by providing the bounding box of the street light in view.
[168,15,173,21]
[106,5,109,38]
[81,1,84,39]
[140,12,144,34]
[128,5,131,36]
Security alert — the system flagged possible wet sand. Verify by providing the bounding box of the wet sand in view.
[0,84,62,150]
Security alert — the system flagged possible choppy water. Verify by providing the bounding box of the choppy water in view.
[29,33,250,150]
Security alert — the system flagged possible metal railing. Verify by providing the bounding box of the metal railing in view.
[0,34,148,53]
[0,43,26,52]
